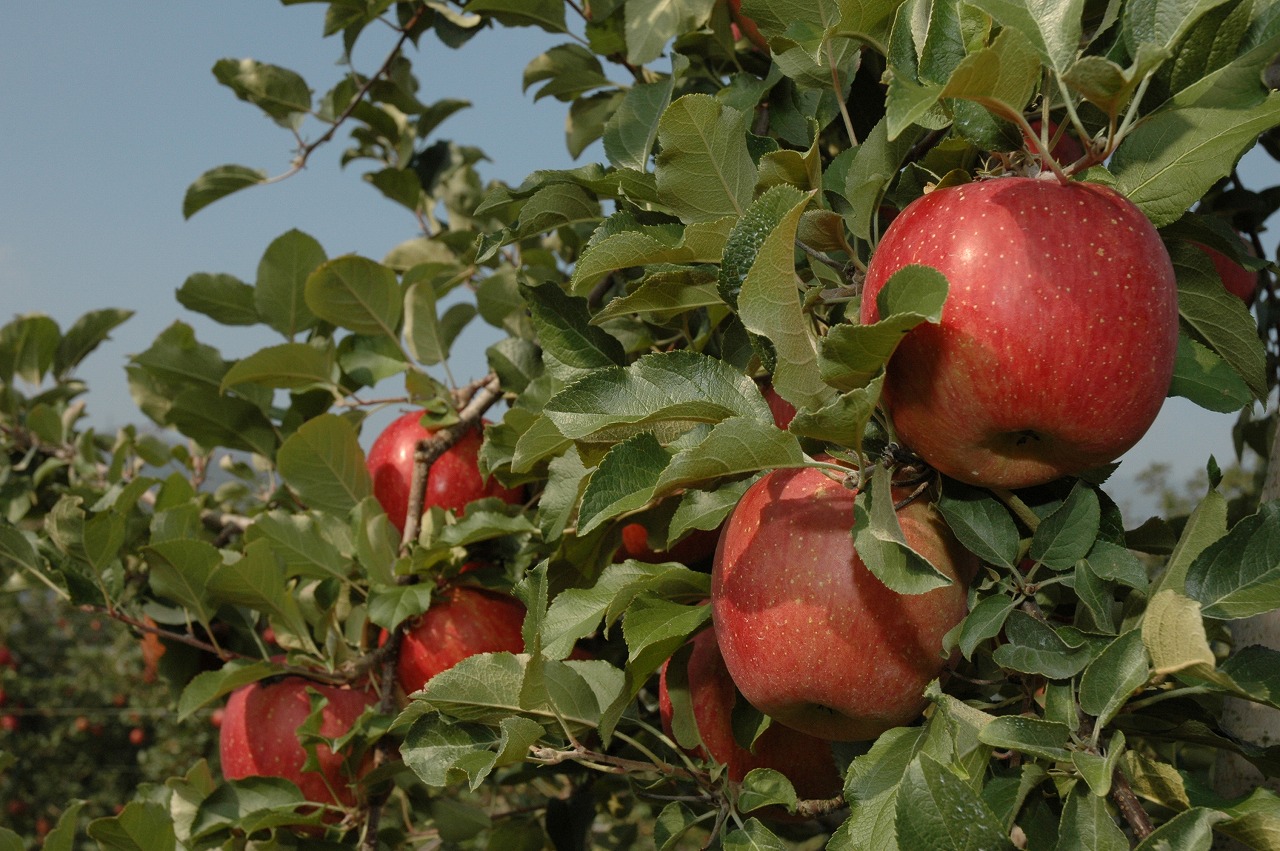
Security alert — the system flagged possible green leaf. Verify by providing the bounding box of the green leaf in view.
[625,0,719,65]
[1133,807,1228,851]
[0,525,46,581]
[737,768,799,815]
[53,308,133,379]
[992,610,1092,679]
[1123,0,1236,55]
[523,281,626,379]
[213,58,311,129]
[604,77,675,171]
[543,350,771,443]
[221,342,336,393]
[978,716,1073,763]
[176,273,259,327]
[276,413,373,516]
[478,183,603,261]
[570,215,732,295]
[895,754,1014,851]
[523,44,609,102]
[1055,785,1129,851]
[182,164,267,219]
[207,540,316,653]
[1079,630,1149,729]
[722,818,789,851]
[653,802,703,850]
[1110,97,1280,229]
[0,314,59,385]
[820,265,949,392]
[177,660,279,720]
[735,187,834,412]
[1142,589,1216,678]
[853,464,955,594]
[465,0,568,33]
[305,255,403,338]
[41,800,85,851]
[1172,243,1268,401]
[844,118,921,240]
[655,94,756,222]
[1170,327,1252,413]
[1184,501,1280,619]
[968,0,1084,73]
[938,26,1041,125]
[1028,484,1101,570]
[255,229,326,339]
[245,510,354,580]
[144,539,220,626]
[540,560,709,659]
[368,583,436,631]
[957,594,1017,660]
[87,801,176,851]
[577,433,674,535]
[833,726,926,851]
[1157,487,1228,594]
[937,481,1020,570]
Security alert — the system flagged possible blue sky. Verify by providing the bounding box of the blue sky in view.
[2,3,1271,518]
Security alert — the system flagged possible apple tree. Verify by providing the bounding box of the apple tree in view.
[4,0,1280,848]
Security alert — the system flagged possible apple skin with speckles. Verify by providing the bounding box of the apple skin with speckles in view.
[658,626,842,819]
[366,411,524,535]
[220,677,377,807]
[393,586,527,694]
[711,466,975,741]
[861,176,1179,489]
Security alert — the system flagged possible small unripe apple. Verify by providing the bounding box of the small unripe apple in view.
[394,586,527,694]
[220,677,377,807]
[659,626,842,818]
[366,411,524,534]
[712,466,974,741]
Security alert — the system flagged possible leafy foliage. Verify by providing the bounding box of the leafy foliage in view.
[5,0,1280,848]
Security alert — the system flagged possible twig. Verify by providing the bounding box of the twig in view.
[399,373,505,551]
[1110,767,1153,841]
[794,794,847,818]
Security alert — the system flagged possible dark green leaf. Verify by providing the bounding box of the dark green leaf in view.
[853,464,955,594]
[895,754,1014,851]
[1029,484,1101,570]
[255,229,326,338]
[1185,501,1280,619]
[53,308,132,378]
[992,610,1092,679]
[176,273,259,326]
[655,94,756,222]
[1079,630,1149,728]
[86,801,176,851]
[304,255,402,338]
[221,342,337,393]
[277,413,373,516]
[978,716,1073,762]
[183,164,267,219]
[213,58,311,129]
[937,481,1020,570]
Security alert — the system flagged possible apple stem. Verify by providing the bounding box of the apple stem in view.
[990,488,1041,532]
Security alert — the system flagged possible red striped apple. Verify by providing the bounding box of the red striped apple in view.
[861,176,1179,488]
[394,586,527,694]
[711,466,974,741]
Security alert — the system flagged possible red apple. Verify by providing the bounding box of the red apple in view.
[394,586,527,694]
[220,678,377,807]
[366,411,524,534]
[760,382,796,430]
[861,176,1178,489]
[1195,239,1259,305]
[619,522,721,566]
[0,647,14,668]
[128,726,146,746]
[711,466,975,741]
[659,626,842,817]
[1,714,18,732]
[727,0,768,52]
[1025,119,1086,166]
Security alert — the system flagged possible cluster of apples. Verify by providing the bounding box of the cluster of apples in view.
[214,169,1261,814]
[217,410,528,809]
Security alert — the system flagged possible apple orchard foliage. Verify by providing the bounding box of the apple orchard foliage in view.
[5,0,1280,848]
